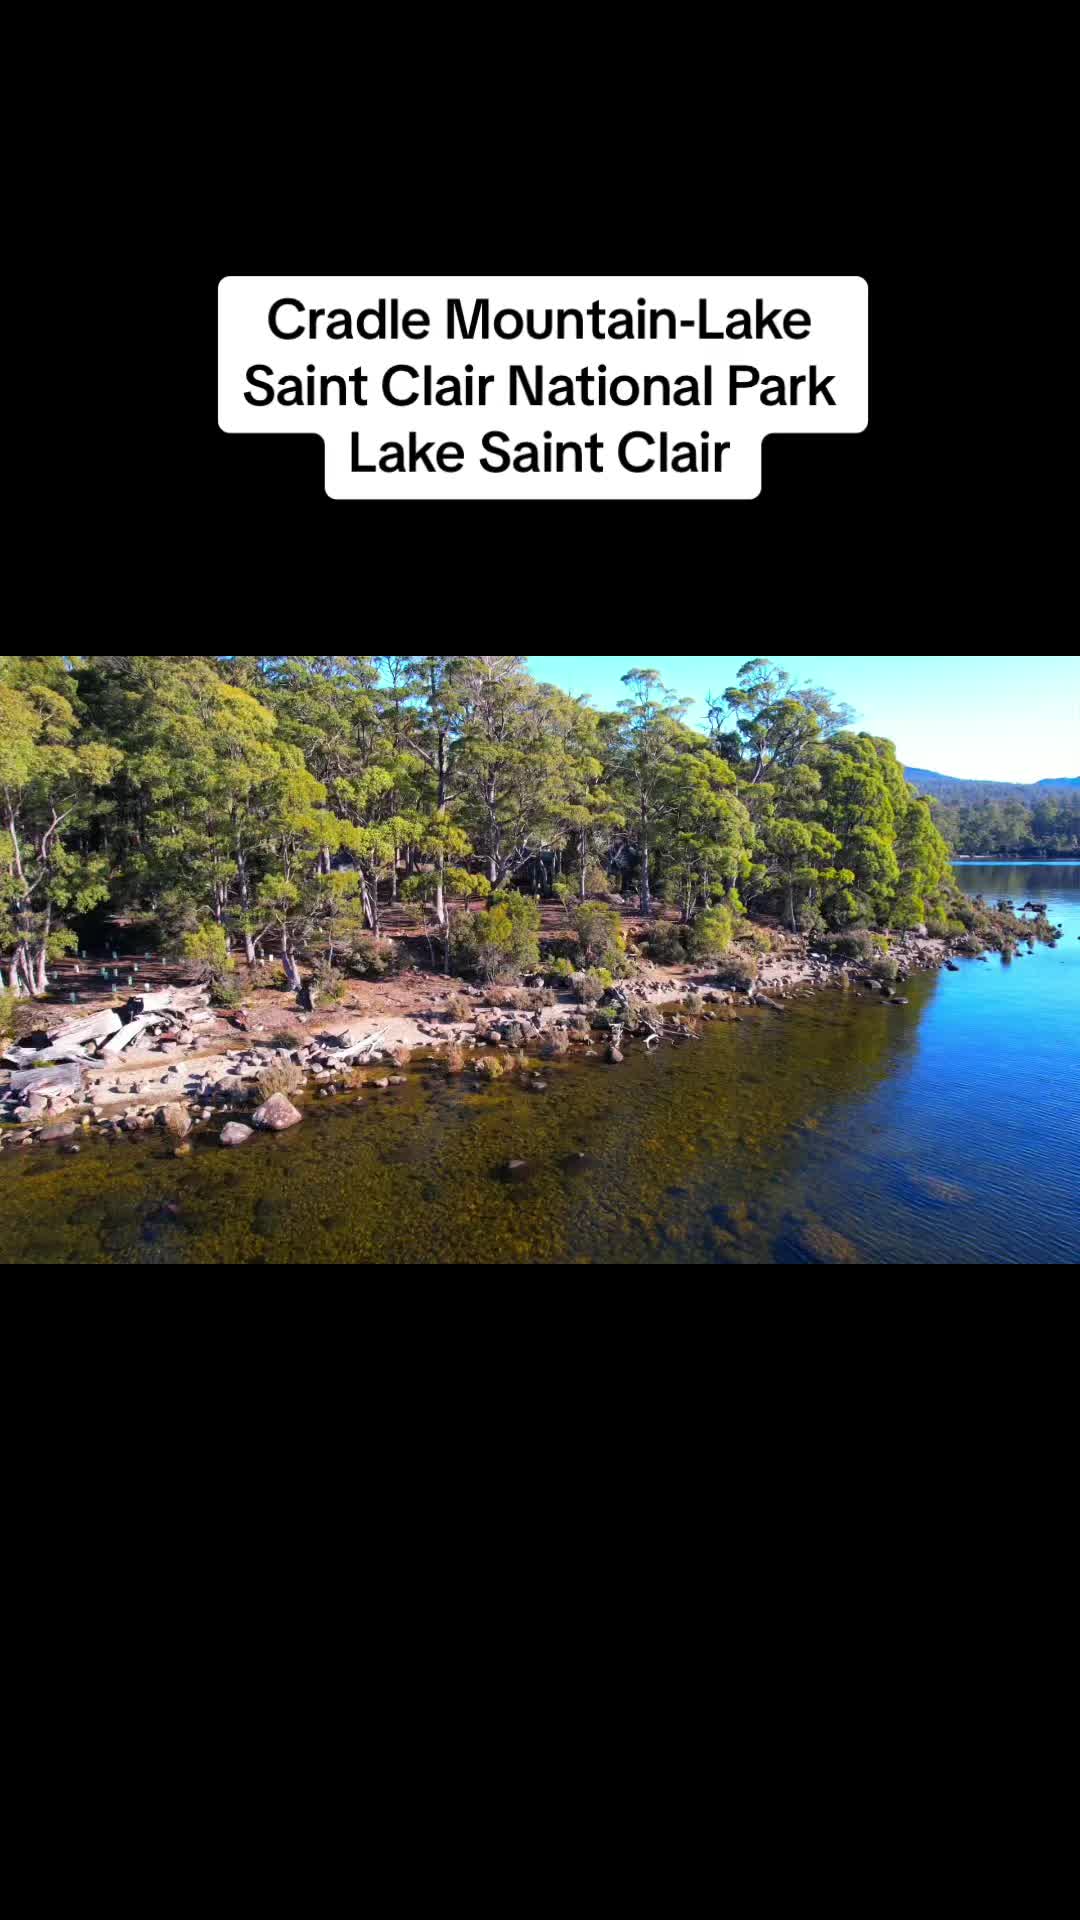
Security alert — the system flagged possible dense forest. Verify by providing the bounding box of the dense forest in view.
[1,654,965,999]
[902,766,1080,854]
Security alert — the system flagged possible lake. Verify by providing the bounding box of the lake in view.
[3,863,1078,1265]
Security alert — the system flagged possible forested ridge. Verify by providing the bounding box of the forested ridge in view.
[1,654,967,999]
[903,768,1080,856]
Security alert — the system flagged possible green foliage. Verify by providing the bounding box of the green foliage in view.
[347,935,399,979]
[0,987,17,1045]
[545,957,576,984]
[715,951,759,991]
[208,978,243,1008]
[685,905,735,962]
[444,993,471,1022]
[570,902,627,972]
[268,1030,299,1048]
[179,923,233,983]
[872,955,901,983]
[311,961,346,1005]
[646,921,688,965]
[450,891,541,982]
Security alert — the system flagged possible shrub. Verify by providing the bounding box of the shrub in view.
[0,988,18,1046]
[450,892,541,983]
[475,1055,504,1079]
[246,962,281,991]
[268,1029,298,1048]
[347,935,400,979]
[715,951,759,992]
[570,902,627,972]
[583,862,611,897]
[545,957,576,984]
[388,1045,412,1069]
[444,993,471,1022]
[444,1046,466,1074]
[829,928,876,962]
[257,1059,304,1099]
[180,923,233,985]
[646,921,688,965]
[955,933,984,955]
[209,978,243,1008]
[685,906,735,964]
[684,991,705,1016]
[540,1032,569,1059]
[311,961,347,1005]
[738,924,778,955]
[572,970,607,1004]
[872,956,901,984]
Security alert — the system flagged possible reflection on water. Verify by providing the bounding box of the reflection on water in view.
[3,865,1079,1265]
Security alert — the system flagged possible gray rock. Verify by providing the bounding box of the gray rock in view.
[39,1121,78,1141]
[252,1092,303,1131]
[220,1122,254,1146]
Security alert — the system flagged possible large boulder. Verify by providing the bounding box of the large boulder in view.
[156,1104,191,1138]
[252,1092,302,1131]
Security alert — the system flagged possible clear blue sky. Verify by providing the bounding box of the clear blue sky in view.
[526,655,1079,786]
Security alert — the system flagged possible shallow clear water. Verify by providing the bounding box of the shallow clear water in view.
[3,864,1078,1265]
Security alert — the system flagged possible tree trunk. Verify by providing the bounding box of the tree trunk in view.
[640,824,651,918]
[281,948,303,992]
[244,932,256,965]
[580,831,588,900]
[34,945,49,993]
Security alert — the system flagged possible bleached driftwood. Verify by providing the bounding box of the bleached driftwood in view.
[7,1061,85,1094]
[101,1016,160,1055]
[333,1028,389,1065]
[45,1008,123,1048]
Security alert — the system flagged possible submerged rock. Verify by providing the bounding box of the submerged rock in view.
[220,1122,254,1147]
[791,1222,862,1264]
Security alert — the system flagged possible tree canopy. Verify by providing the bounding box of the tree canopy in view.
[1,653,969,991]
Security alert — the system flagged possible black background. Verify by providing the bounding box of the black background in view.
[200,86,891,629]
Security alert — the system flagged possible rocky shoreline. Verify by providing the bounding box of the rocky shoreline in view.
[0,924,1052,1157]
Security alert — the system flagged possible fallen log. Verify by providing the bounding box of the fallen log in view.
[46,1007,124,1048]
[3,1041,95,1067]
[7,1061,85,1094]
[334,1028,389,1065]
[101,1016,161,1055]
[120,991,174,1020]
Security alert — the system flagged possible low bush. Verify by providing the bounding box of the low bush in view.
[444,993,471,1022]
[570,902,627,973]
[540,1031,570,1059]
[828,928,877,962]
[572,970,608,1004]
[955,933,984,955]
[645,921,688,965]
[444,1046,466,1074]
[475,1055,504,1079]
[268,1029,298,1049]
[685,906,735,963]
[311,962,347,1005]
[545,957,576,984]
[256,1059,304,1099]
[872,955,901,984]
[683,991,705,1016]
[714,951,759,992]
[347,935,400,980]
[450,893,541,983]
[209,978,243,1009]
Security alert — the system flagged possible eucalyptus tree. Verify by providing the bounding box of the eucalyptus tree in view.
[0,656,121,993]
[612,669,694,917]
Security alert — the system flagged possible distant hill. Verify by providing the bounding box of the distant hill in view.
[904,767,1079,802]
